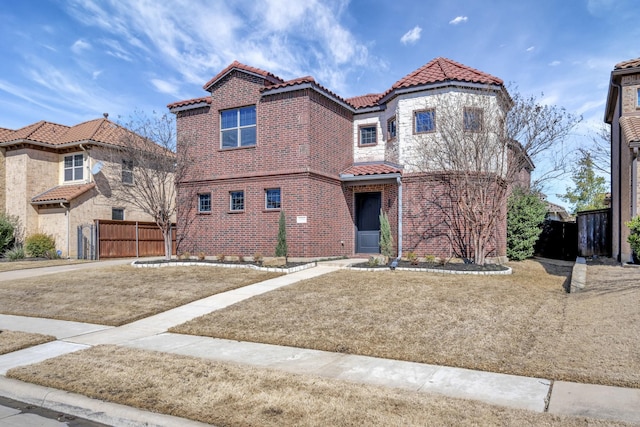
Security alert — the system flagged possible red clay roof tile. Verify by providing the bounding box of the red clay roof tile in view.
[0,127,15,142]
[620,116,640,142]
[342,164,402,176]
[615,58,640,70]
[31,183,96,204]
[167,96,212,109]
[391,57,503,90]
[203,60,284,91]
[346,93,383,109]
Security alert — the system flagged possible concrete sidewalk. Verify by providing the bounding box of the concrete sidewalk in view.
[0,258,639,425]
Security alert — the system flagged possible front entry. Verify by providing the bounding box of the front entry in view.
[355,192,381,253]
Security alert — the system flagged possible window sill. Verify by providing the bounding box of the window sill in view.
[218,145,256,152]
[197,211,212,215]
[263,209,281,213]
[228,210,244,214]
[358,143,378,148]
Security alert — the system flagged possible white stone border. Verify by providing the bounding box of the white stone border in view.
[348,265,512,275]
[131,260,317,274]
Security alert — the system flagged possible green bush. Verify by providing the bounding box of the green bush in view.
[625,216,640,261]
[275,210,287,258]
[379,210,394,258]
[507,188,547,261]
[4,245,25,261]
[25,233,56,258]
[0,213,20,254]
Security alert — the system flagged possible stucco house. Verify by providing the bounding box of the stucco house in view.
[605,58,640,262]
[0,117,168,257]
[169,58,521,260]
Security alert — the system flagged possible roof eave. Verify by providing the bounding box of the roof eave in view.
[378,81,503,105]
[169,101,210,114]
[339,172,402,184]
[262,82,356,113]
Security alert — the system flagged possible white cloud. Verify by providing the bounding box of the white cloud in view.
[549,60,561,66]
[400,26,422,45]
[151,79,180,97]
[92,70,102,80]
[71,39,91,54]
[449,16,468,25]
[526,46,535,52]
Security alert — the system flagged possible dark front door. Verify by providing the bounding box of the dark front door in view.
[356,192,381,253]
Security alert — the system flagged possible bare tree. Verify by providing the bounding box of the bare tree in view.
[110,111,192,260]
[578,123,610,178]
[408,87,581,264]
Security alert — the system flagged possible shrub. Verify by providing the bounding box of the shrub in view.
[424,254,436,263]
[217,253,226,262]
[24,233,56,258]
[253,253,263,264]
[4,245,25,261]
[625,216,640,261]
[197,252,205,261]
[0,213,20,255]
[275,210,287,258]
[379,210,394,258]
[507,188,547,261]
[406,251,419,265]
[367,256,379,267]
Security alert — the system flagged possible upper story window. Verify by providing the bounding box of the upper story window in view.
[464,107,483,132]
[64,154,84,182]
[230,191,244,211]
[265,188,281,210]
[221,106,256,148]
[198,193,211,213]
[387,116,397,140]
[122,159,134,184]
[414,110,435,133]
[637,88,640,108]
[359,125,377,146]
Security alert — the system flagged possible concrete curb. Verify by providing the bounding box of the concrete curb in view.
[0,377,211,427]
[570,257,587,293]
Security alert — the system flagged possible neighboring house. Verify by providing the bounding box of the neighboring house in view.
[0,117,167,257]
[605,58,640,262]
[169,58,520,259]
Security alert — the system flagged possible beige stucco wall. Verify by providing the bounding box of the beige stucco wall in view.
[4,145,169,258]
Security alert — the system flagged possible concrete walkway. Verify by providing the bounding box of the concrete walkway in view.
[0,258,639,426]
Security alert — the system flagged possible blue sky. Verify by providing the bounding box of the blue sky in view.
[1,0,638,206]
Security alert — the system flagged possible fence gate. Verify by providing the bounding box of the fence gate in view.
[93,220,176,259]
[535,220,578,261]
[77,224,97,260]
[577,208,611,257]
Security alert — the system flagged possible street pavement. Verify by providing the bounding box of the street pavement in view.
[0,258,638,426]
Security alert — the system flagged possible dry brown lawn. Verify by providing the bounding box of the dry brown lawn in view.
[0,330,55,355]
[0,266,281,326]
[0,259,89,272]
[7,345,632,427]
[172,259,640,388]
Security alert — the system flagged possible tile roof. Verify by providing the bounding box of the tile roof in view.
[31,183,96,204]
[341,163,402,176]
[620,116,640,143]
[203,60,285,91]
[346,93,383,109]
[261,76,352,107]
[0,127,14,142]
[167,96,212,109]
[391,57,503,91]
[614,58,640,70]
[1,118,166,153]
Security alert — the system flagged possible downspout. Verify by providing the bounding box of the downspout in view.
[613,79,623,261]
[395,176,403,264]
[61,202,69,258]
[633,147,639,218]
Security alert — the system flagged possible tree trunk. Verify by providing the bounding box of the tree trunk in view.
[162,224,172,260]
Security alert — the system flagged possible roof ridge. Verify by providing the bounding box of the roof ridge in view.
[203,60,285,91]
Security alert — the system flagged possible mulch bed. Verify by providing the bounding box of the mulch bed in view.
[133,259,310,269]
[351,260,510,272]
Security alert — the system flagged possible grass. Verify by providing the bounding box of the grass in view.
[171,259,640,388]
[0,266,281,326]
[0,330,55,355]
[7,345,632,427]
[0,259,89,272]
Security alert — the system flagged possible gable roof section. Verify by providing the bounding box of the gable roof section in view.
[31,183,96,205]
[167,96,212,110]
[615,58,640,70]
[203,60,285,92]
[391,57,503,90]
[606,58,640,122]
[346,93,383,109]
[0,127,14,142]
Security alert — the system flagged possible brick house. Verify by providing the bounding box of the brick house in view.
[0,117,170,257]
[605,57,640,262]
[170,58,515,260]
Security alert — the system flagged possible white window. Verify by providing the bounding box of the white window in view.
[359,125,377,145]
[230,191,244,211]
[198,193,211,213]
[122,159,134,184]
[221,106,257,148]
[64,154,84,181]
[414,110,436,133]
[265,188,281,210]
[464,107,483,132]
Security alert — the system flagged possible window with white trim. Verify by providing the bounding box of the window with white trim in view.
[265,188,281,210]
[230,191,244,211]
[387,116,397,140]
[221,106,257,148]
[63,154,84,181]
[122,159,134,184]
[198,193,211,213]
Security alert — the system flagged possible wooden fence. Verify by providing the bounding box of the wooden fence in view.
[96,220,176,259]
[535,220,578,261]
[576,208,611,258]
